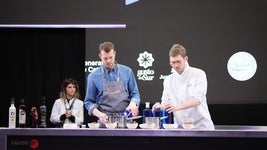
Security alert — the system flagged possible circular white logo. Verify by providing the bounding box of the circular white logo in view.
[227,51,257,81]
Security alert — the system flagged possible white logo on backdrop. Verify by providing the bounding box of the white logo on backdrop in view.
[137,51,154,69]
[227,51,257,81]
[85,61,102,73]
[137,51,155,81]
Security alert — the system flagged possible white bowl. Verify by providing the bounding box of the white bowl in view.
[88,122,100,129]
[126,122,138,129]
[139,123,156,129]
[163,123,175,129]
[63,123,78,129]
[105,122,117,129]
[182,122,194,129]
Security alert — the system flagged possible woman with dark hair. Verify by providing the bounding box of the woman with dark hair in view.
[50,78,84,127]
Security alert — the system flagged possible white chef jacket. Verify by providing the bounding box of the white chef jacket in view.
[50,98,84,125]
[161,63,214,130]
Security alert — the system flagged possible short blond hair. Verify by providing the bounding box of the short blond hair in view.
[169,44,187,58]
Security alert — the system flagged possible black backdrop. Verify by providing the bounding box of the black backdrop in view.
[84,0,267,105]
[0,28,86,127]
[1,28,267,128]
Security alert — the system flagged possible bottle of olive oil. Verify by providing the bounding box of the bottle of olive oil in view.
[9,98,16,128]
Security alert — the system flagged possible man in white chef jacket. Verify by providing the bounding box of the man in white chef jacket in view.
[153,43,215,130]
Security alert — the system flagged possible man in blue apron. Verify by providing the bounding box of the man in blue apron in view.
[84,41,141,125]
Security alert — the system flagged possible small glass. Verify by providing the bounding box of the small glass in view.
[145,117,160,129]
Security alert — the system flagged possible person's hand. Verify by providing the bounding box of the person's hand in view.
[93,108,108,123]
[126,101,139,116]
[97,112,108,123]
[66,110,72,118]
[60,114,67,121]
[164,103,178,113]
[152,102,162,111]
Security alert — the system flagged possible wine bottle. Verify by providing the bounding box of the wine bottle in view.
[30,106,38,128]
[39,96,47,128]
[18,98,27,128]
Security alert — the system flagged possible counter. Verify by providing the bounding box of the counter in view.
[1,125,267,150]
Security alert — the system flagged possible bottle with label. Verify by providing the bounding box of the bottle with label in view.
[30,106,38,128]
[142,102,153,123]
[39,96,47,128]
[18,98,27,128]
[9,98,16,128]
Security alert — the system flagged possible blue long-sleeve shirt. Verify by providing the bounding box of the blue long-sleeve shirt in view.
[84,63,141,116]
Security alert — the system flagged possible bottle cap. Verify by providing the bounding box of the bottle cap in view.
[41,96,45,105]
[10,98,15,104]
[145,102,150,108]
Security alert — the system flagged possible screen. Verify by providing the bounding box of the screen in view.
[85,0,267,104]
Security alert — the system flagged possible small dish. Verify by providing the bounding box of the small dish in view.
[105,122,117,129]
[63,123,79,129]
[88,122,100,129]
[139,123,156,129]
[162,123,175,129]
[126,122,138,129]
[182,122,194,129]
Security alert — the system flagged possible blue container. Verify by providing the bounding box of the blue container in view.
[161,109,172,124]
[153,109,172,129]
[153,108,161,117]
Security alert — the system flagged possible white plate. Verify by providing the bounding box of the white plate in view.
[162,124,175,129]
[182,123,195,129]
[63,123,78,129]
[126,123,138,129]
[139,123,156,129]
[88,123,100,129]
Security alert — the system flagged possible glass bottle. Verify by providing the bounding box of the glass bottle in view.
[142,102,153,123]
[30,106,38,128]
[18,98,27,128]
[39,96,47,128]
[9,98,16,128]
